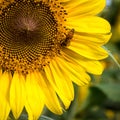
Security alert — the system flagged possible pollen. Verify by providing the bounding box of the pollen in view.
[0,0,73,74]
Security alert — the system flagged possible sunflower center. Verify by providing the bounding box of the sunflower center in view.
[0,0,73,74]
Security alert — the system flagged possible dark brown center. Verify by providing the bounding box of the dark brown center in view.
[0,0,73,73]
[1,1,57,59]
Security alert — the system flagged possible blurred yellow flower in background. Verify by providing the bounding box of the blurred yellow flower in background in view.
[0,0,111,119]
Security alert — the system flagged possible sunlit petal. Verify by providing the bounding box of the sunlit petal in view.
[10,72,26,119]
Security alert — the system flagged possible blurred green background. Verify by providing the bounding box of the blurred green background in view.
[40,0,120,120]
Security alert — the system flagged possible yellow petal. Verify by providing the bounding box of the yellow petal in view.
[78,60,104,75]
[68,41,108,60]
[65,0,106,16]
[36,71,63,114]
[67,16,111,34]
[25,72,44,120]
[62,48,104,75]
[44,65,71,109]
[49,59,74,101]
[74,33,112,46]
[0,92,10,120]
[57,55,91,85]
[0,71,11,99]
[10,72,26,119]
[0,71,11,120]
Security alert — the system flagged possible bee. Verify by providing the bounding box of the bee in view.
[61,29,74,47]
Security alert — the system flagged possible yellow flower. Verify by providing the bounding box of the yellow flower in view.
[0,0,111,119]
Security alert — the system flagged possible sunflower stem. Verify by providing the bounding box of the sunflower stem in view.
[39,115,55,120]
[103,46,120,69]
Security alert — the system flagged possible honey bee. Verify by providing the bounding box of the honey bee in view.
[61,29,74,47]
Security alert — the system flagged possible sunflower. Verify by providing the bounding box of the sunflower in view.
[0,0,111,119]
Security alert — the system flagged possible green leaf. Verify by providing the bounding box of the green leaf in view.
[95,83,120,102]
